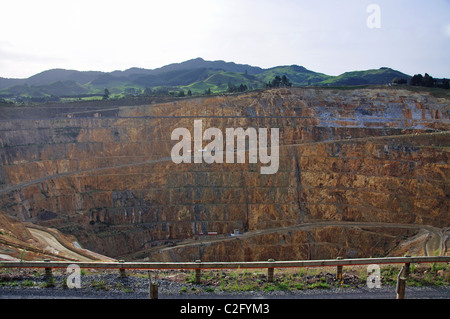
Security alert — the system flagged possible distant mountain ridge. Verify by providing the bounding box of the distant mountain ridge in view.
[0,58,413,99]
[109,57,265,77]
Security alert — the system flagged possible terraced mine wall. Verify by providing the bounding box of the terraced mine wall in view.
[0,88,448,261]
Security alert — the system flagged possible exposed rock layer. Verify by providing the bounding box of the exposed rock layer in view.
[0,88,448,261]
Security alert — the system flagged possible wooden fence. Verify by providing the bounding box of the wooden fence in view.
[1,256,449,299]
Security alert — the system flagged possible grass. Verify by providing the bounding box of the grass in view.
[90,279,110,291]
[4,81,448,108]
[306,282,331,290]
[0,263,447,294]
[184,267,339,292]
[21,279,35,287]
[180,263,449,293]
[396,85,450,99]
[60,96,104,102]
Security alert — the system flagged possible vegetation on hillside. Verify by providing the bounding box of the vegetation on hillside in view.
[409,73,449,89]
[0,58,447,105]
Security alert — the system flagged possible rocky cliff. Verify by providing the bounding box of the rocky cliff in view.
[0,87,448,261]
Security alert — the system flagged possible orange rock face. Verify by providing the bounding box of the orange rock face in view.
[0,88,448,261]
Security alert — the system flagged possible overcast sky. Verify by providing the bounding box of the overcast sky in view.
[1,0,449,79]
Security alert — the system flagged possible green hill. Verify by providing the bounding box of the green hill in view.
[0,80,88,98]
[0,59,418,100]
[257,65,332,86]
[319,67,411,86]
[181,70,263,93]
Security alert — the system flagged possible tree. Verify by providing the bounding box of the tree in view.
[410,74,423,86]
[227,82,248,93]
[178,90,185,97]
[143,87,153,96]
[271,76,282,88]
[281,75,292,87]
[124,88,136,96]
[443,78,449,90]
[228,82,236,93]
[266,75,292,88]
[410,73,439,88]
[392,77,407,85]
[154,87,169,96]
[423,73,435,88]
[238,84,248,92]
[102,88,110,100]
[187,89,192,96]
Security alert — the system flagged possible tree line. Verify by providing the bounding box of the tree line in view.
[227,82,249,93]
[265,75,292,88]
[398,73,449,89]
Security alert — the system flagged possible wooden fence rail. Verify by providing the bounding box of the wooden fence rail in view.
[1,256,448,271]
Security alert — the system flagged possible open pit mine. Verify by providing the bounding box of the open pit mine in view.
[0,87,449,262]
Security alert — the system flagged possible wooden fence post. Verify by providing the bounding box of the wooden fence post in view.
[195,260,201,284]
[148,271,158,299]
[405,255,411,277]
[150,283,158,299]
[336,257,343,284]
[396,266,406,299]
[268,259,275,283]
[405,262,411,277]
[44,259,54,287]
[119,260,126,278]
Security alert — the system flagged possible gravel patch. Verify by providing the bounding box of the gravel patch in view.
[0,268,449,299]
